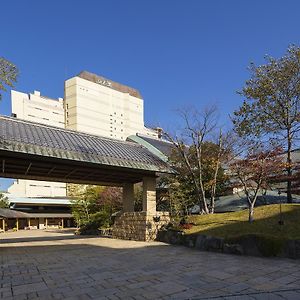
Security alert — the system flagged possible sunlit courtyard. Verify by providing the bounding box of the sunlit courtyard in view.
[0,230,300,299]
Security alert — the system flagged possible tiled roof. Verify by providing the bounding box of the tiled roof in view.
[127,134,174,162]
[0,208,30,219]
[0,116,173,174]
[26,213,73,218]
[136,135,174,157]
[0,209,73,219]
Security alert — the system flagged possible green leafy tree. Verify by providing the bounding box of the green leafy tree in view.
[70,185,124,228]
[0,193,9,208]
[70,185,104,227]
[0,57,18,100]
[232,45,300,203]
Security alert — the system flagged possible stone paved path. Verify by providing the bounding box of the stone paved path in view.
[0,230,300,299]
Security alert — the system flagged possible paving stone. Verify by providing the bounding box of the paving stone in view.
[12,282,48,296]
[274,290,300,300]
[0,230,300,300]
[250,293,284,300]
[224,283,252,293]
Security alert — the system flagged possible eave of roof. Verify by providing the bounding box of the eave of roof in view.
[127,135,169,162]
[0,208,30,219]
[26,213,73,218]
[0,115,174,175]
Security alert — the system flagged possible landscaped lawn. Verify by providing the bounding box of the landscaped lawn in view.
[185,204,300,240]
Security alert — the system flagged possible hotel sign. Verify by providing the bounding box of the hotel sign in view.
[97,79,112,87]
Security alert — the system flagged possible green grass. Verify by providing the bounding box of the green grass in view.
[185,204,300,240]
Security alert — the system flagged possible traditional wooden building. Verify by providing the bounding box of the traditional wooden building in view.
[0,208,73,232]
[0,115,174,240]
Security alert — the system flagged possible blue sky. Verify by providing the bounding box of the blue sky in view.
[1,0,300,190]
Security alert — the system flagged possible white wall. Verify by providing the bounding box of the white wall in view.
[11,90,64,127]
[8,179,67,197]
[9,90,67,197]
[65,76,157,140]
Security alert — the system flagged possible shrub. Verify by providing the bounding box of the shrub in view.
[79,210,111,235]
[179,223,193,230]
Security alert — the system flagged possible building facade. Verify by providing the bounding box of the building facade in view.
[8,71,158,200]
[8,90,67,198]
[65,71,157,139]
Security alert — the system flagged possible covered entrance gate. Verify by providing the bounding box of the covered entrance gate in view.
[0,116,173,240]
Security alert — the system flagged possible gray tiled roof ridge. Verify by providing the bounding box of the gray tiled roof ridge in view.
[0,115,144,149]
[0,115,174,173]
[136,133,173,144]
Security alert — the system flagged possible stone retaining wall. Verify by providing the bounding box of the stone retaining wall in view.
[157,230,300,259]
[112,211,170,241]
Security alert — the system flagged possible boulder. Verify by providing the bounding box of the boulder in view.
[195,235,207,250]
[223,243,244,255]
[183,234,197,248]
[195,235,223,252]
[205,236,224,252]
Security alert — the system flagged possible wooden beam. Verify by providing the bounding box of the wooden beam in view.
[81,170,97,180]
[25,163,32,175]
[64,168,77,179]
[47,166,56,175]
[0,172,127,186]
[0,151,158,176]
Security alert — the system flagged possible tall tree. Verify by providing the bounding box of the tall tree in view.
[0,57,18,100]
[233,45,300,203]
[97,187,122,222]
[165,106,229,214]
[70,185,104,226]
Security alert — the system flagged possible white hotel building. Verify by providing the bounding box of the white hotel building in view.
[7,71,158,223]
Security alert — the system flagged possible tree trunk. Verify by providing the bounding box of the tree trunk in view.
[287,129,293,203]
[248,203,255,223]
